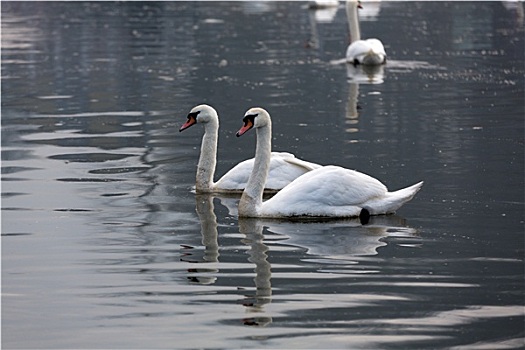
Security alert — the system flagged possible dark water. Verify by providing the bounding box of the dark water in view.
[2,1,524,349]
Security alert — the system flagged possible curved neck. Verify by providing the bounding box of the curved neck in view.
[196,120,219,192]
[346,1,361,43]
[239,123,272,217]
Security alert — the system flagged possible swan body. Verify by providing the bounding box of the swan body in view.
[215,152,321,191]
[236,107,423,218]
[346,39,387,65]
[345,0,386,65]
[180,104,321,193]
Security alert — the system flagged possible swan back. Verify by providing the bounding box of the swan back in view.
[237,108,423,218]
[260,166,422,218]
[345,0,386,65]
[346,39,386,65]
[215,152,322,192]
[260,166,388,217]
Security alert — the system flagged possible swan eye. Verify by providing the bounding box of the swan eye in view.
[186,110,200,123]
[242,113,258,126]
[188,111,200,119]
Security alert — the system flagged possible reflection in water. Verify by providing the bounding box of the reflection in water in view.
[358,1,382,20]
[238,218,273,327]
[503,1,524,27]
[183,195,273,326]
[187,194,420,328]
[305,2,339,52]
[2,1,523,348]
[346,63,385,84]
[346,82,360,121]
[183,194,220,285]
[260,215,419,258]
[345,64,384,139]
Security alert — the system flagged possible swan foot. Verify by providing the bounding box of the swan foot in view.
[359,208,371,225]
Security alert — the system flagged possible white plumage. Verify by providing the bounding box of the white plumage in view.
[216,152,320,191]
[236,107,423,218]
[180,104,321,193]
[345,0,386,65]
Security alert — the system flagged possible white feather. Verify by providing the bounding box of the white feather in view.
[237,107,423,218]
[345,0,386,65]
[180,105,321,193]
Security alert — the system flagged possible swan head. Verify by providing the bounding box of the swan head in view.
[236,107,271,137]
[347,0,363,9]
[180,104,218,132]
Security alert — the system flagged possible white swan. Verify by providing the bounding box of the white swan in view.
[180,104,321,193]
[236,107,423,218]
[345,0,386,65]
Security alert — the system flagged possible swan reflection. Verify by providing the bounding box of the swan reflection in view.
[183,194,219,285]
[236,214,419,326]
[257,215,419,259]
[213,197,419,258]
[185,195,419,328]
[346,63,385,84]
[305,1,339,51]
[183,195,273,326]
[238,218,273,327]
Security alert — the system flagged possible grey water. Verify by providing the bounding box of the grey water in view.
[1,1,524,349]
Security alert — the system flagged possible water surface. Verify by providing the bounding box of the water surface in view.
[2,2,524,349]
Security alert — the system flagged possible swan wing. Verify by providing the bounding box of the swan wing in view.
[214,158,254,191]
[346,40,370,62]
[266,152,322,190]
[346,40,372,62]
[260,165,388,217]
[215,152,321,191]
[346,39,386,65]
[365,38,386,56]
[274,152,323,172]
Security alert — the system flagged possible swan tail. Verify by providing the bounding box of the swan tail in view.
[366,181,423,215]
[390,181,424,202]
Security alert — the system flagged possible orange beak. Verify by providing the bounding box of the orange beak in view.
[236,119,253,137]
[179,116,197,132]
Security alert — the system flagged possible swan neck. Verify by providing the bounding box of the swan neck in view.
[347,1,361,43]
[196,120,218,192]
[239,124,271,217]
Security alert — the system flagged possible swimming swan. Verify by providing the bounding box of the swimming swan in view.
[236,107,423,218]
[346,0,386,65]
[180,104,321,193]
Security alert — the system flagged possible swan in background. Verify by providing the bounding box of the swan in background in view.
[308,0,340,10]
[236,107,423,219]
[180,104,321,193]
[346,0,386,65]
